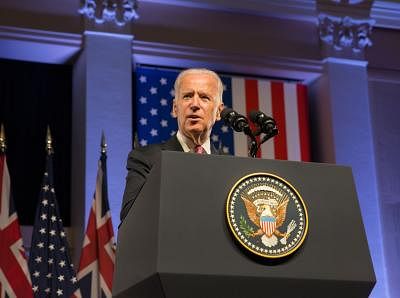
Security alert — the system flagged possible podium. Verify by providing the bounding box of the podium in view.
[113,151,375,298]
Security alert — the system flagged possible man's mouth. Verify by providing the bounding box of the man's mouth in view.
[188,115,201,120]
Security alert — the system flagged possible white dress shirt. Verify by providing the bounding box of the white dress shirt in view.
[176,131,211,154]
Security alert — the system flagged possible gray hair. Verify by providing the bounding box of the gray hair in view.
[174,68,224,104]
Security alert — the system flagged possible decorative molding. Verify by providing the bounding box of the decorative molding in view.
[329,0,365,4]
[79,0,139,27]
[318,13,375,53]
[368,67,400,83]
[371,0,400,29]
[140,0,318,22]
[316,0,373,17]
[323,57,368,67]
[0,26,81,46]
[83,30,133,39]
[132,40,323,84]
[0,26,82,64]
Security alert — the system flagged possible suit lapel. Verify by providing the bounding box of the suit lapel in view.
[161,135,184,152]
[161,134,223,155]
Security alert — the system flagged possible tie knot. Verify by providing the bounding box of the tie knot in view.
[194,145,206,154]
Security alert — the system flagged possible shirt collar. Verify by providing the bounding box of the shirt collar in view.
[176,131,211,154]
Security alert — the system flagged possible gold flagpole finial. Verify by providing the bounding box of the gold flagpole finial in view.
[46,126,54,154]
[101,131,107,154]
[0,124,6,153]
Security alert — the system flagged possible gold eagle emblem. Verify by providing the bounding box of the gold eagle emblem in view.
[226,173,308,259]
[241,190,297,247]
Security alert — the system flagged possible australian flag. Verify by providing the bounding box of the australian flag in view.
[28,152,78,297]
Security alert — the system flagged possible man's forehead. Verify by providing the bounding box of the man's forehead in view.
[179,74,218,90]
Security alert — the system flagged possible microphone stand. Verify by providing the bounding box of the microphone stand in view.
[245,124,278,158]
[243,127,258,158]
[220,107,277,158]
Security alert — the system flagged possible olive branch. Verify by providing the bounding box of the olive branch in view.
[239,215,254,237]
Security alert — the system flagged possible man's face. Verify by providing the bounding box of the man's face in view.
[172,73,223,143]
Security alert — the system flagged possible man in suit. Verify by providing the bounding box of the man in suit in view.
[120,68,225,222]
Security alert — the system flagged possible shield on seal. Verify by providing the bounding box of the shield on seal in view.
[260,215,276,237]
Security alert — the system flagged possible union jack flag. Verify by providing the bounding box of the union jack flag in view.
[135,66,310,161]
[28,152,78,297]
[0,152,33,298]
[75,145,116,297]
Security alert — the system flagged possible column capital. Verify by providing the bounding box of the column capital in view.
[79,0,139,32]
[318,13,375,54]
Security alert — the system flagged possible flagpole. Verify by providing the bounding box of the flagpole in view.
[101,130,107,154]
[46,125,54,155]
[76,131,116,297]
[28,126,79,296]
[0,123,6,153]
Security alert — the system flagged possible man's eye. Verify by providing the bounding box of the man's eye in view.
[183,94,191,99]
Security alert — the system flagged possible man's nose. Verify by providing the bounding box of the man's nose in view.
[190,95,201,109]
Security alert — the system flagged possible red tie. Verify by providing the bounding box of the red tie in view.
[194,145,206,154]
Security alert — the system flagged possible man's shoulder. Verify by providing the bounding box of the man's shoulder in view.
[128,142,162,158]
[160,135,183,151]
[128,135,182,158]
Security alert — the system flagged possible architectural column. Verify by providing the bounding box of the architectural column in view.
[311,57,387,297]
[312,2,387,296]
[369,72,400,298]
[71,31,133,262]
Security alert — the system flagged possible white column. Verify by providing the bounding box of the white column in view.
[313,57,387,297]
[72,31,132,262]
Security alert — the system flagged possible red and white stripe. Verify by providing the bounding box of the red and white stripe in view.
[232,78,310,161]
[260,220,276,238]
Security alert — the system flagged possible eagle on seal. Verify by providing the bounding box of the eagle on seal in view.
[241,194,290,247]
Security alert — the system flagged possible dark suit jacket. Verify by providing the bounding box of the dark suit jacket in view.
[120,135,221,223]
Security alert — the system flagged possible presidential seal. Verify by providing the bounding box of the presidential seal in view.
[226,173,308,259]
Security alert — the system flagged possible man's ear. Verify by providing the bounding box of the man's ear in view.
[172,98,178,118]
[216,103,224,121]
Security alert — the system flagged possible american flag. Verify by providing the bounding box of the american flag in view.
[28,152,78,297]
[0,152,33,298]
[75,146,115,298]
[135,66,310,161]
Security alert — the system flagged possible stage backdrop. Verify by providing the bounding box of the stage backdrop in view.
[0,58,72,225]
[134,66,310,161]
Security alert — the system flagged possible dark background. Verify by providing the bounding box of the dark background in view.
[0,58,72,225]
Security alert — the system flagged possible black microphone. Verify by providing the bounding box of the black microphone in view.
[220,108,250,133]
[249,110,278,136]
[221,107,258,157]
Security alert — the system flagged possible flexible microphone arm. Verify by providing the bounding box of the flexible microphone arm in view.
[245,127,258,158]
[260,126,278,145]
[249,110,279,151]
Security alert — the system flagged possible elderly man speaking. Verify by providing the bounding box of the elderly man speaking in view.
[120,68,225,222]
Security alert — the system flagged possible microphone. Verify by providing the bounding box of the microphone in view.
[221,107,258,157]
[220,108,250,133]
[249,110,278,137]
